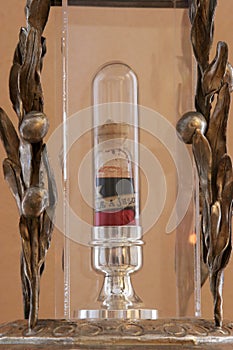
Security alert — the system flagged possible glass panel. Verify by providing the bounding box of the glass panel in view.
[60,1,198,319]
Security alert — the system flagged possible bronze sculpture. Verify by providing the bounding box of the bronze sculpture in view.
[0,0,56,330]
[177,0,233,327]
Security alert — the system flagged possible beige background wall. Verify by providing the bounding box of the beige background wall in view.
[0,1,233,323]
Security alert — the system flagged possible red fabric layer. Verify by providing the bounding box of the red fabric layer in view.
[95,209,135,226]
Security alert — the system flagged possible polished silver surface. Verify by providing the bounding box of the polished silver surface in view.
[91,225,143,245]
[76,308,158,320]
[84,225,151,316]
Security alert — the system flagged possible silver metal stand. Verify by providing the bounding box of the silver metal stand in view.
[76,226,158,320]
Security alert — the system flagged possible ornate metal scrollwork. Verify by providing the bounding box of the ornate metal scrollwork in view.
[0,0,56,329]
[177,0,233,327]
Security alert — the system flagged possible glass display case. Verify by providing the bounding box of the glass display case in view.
[49,0,201,321]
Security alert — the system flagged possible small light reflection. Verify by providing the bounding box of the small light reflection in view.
[189,232,197,245]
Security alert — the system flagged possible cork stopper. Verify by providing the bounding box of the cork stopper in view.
[97,121,129,142]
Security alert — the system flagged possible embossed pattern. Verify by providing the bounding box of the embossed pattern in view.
[1,319,233,348]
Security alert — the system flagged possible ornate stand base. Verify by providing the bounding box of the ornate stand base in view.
[1,318,233,349]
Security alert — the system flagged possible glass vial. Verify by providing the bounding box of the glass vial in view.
[93,62,140,227]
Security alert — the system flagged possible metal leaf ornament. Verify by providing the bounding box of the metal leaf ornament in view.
[176,0,233,327]
[0,0,57,330]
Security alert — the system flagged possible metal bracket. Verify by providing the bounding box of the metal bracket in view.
[51,0,188,8]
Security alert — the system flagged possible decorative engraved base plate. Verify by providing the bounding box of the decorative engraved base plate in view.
[1,318,233,349]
